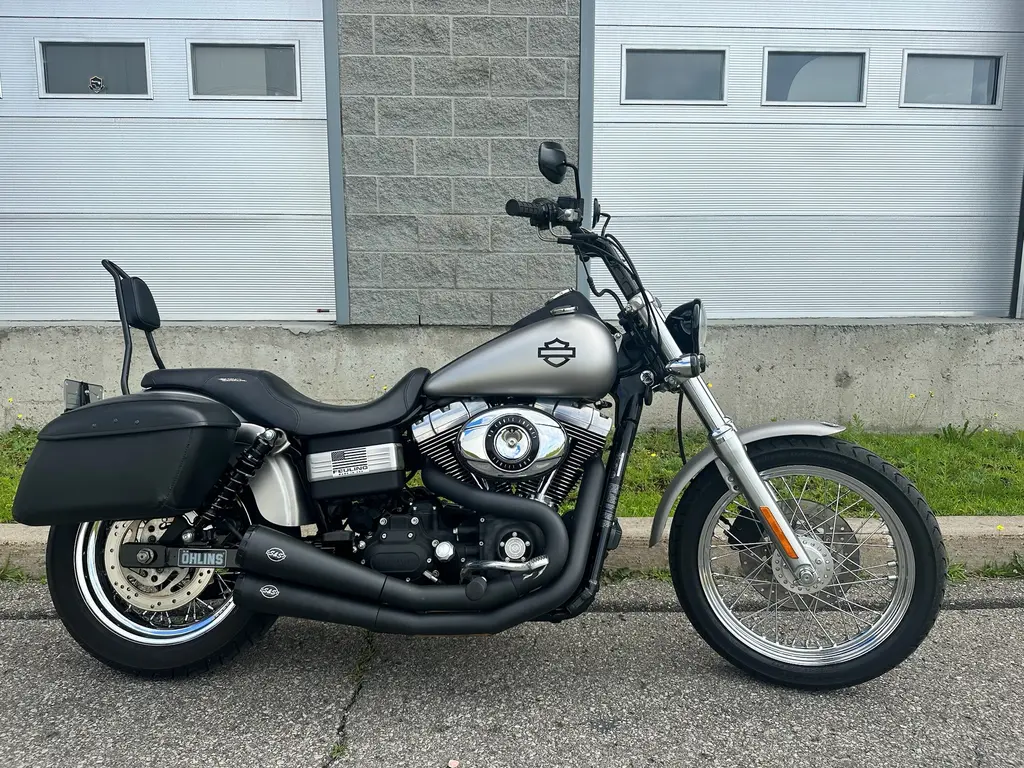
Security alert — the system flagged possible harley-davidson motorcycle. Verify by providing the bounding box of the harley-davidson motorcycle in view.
[14,142,945,689]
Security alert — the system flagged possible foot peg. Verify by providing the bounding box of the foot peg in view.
[460,555,549,583]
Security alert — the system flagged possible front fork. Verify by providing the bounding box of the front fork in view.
[629,291,819,587]
[680,376,819,587]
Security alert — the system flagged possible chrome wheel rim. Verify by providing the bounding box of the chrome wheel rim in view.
[696,466,916,666]
[73,519,238,646]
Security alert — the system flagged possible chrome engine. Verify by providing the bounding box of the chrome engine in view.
[411,400,612,507]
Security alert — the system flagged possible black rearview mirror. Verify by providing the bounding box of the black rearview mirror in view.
[538,141,568,184]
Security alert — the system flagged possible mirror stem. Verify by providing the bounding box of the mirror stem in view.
[565,162,582,203]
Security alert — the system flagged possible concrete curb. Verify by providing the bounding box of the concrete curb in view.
[3,517,1023,580]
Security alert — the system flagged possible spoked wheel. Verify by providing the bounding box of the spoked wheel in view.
[669,436,945,689]
[47,509,274,677]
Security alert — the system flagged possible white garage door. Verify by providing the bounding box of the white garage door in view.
[0,1,334,321]
[591,0,1024,319]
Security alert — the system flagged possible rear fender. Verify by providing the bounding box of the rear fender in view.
[648,420,846,546]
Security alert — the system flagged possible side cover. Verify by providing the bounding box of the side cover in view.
[13,392,239,526]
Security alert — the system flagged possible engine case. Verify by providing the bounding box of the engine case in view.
[357,497,544,584]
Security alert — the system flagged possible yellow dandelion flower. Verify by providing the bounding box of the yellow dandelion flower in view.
[908,393,916,399]
[650,452,657,458]
[929,391,935,398]
[997,524,1005,532]
[5,397,11,404]
[382,385,389,392]
[707,382,712,388]
[984,428,989,433]
[16,414,23,420]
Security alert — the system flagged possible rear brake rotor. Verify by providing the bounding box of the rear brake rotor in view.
[103,519,215,612]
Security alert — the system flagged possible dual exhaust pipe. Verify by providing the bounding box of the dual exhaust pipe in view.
[233,456,605,635]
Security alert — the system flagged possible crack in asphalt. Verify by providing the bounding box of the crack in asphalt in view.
[322,631,376,766]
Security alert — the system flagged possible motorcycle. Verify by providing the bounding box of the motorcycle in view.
[13,141,945,689]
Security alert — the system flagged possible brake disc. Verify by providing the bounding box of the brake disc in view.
[729,500,860,598]
[103,519,215,612]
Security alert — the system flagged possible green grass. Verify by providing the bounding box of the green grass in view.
[3,422,1024,523]
[0,556,32,583]
[0,427,36,524]
[620,425,1024,518]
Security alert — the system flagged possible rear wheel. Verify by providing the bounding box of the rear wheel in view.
[668,435,945,689]
[47,516,274,677]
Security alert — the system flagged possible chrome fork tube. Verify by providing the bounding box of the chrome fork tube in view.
[681,377,819,586]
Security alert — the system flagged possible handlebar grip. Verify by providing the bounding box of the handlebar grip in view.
[505,199,549,219]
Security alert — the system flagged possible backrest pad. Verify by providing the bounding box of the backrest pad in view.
[122,276,161,332]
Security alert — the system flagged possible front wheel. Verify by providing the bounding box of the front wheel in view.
[668,435,945,689]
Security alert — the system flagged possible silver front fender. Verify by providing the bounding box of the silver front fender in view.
[648,420,846,546]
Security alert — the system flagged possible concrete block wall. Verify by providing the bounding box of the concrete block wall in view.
[338,0,582,325]
[5,320,1024,433]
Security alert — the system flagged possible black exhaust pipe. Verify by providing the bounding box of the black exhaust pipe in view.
[421,459,570,595]
[234,455,605,634]
[238,524,520,612]
[237,458,570,613]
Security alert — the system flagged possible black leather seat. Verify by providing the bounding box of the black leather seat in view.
[140,368,430,437]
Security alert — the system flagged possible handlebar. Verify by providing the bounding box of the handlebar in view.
[504,198,552,220]
[504,197,582,229]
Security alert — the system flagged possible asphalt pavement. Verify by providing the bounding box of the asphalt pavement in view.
[1,580,1023,768]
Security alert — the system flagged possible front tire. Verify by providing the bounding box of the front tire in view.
[668,435,945,689]
[47,521,275,678]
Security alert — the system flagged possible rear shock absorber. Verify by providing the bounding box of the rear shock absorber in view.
[198,428,280,533]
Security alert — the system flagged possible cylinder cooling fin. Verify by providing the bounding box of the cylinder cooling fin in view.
[410,399,612,508]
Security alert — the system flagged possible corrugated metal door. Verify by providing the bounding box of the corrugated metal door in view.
[0,1,334,321]
[591,0,1024,318]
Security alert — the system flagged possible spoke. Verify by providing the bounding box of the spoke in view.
[830,576,897,587]
[794,592,837,647]
[727,558,772,611]
[214,573,233,601]
[739,592,797,626]
[195,597,215,615]
[835,494,870,520]
[710,541,771,550]
[829,481,844,532]
[773,585,781,643]
[832,543,896,574]
[777,475,814,532]
[713,572,776,586]
[807,591,881,627]
[797,474,810,505]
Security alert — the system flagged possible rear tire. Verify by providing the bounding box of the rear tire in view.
[47,522,275,678]
[668,435,945,690]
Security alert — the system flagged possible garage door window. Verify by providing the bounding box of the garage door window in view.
[763,50,866,105]
[902,53,1002,108]
[37,41,151,98]
[622,47,726,104]
[189,42,300,100]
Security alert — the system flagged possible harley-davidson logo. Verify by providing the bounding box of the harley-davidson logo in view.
[538,338,576,368]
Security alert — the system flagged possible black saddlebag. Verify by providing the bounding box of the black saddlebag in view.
[13,392,239,526]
